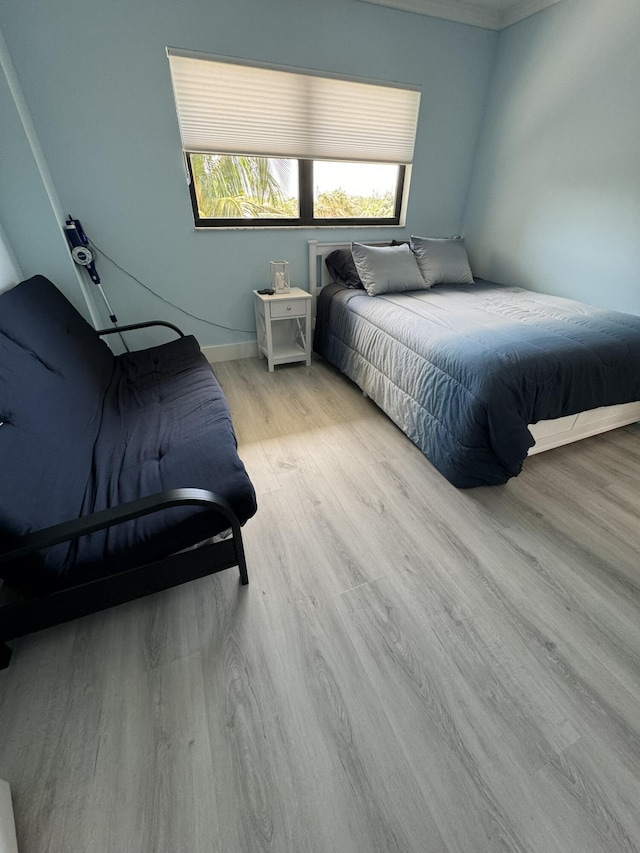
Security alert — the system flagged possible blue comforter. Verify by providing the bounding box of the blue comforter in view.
[314,281,640,487]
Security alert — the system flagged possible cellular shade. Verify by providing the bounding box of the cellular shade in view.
[167,49,421,165]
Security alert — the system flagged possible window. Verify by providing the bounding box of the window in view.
[186,155,405,226]
[167,50,420,228]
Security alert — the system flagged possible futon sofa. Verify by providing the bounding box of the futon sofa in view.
[0,276,257,667]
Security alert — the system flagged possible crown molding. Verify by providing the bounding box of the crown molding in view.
[357,0,501,29]
[356,0,562,31]
[499,0,562,28]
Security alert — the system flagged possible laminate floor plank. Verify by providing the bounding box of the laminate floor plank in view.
[228,437,283,496]
[455,527,640,779]
[86,652,220,853]
[335,571,640,853]
[538,733,640,852]
[194,570,306,853]
[376,451,515,538]
[195,495,449,853]
[333,577,596,853]
[261,464,389,594]
[1,356,640,852]
[546,423,640,483]
[0,680,104,853]
[67,579,201,689]
[252,519,450,853]
[495,524,640,691]
[389,527,584,757]
[304,447,452,589]
[508,470,640,588]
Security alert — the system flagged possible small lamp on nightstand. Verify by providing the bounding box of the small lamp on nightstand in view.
[270,260,290,294]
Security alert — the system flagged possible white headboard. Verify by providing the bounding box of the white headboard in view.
[308,239,389,318]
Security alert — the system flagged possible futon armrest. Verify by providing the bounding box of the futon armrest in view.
[0,489,239,564]
[96,320,185,338]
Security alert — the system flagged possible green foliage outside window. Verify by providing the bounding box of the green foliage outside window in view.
[314,188,394,219]
[191,154,295,218]
[190,154,396,220]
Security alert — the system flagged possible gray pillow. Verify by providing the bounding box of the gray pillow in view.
[351,242,426,297]
[410,236,474,287]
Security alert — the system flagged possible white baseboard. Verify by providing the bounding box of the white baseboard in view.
[201,341,258,364]
[0,779,18,853]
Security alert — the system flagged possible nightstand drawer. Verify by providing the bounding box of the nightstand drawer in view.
[270,300,306,319]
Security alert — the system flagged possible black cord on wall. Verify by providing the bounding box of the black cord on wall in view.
[90,241,255,334]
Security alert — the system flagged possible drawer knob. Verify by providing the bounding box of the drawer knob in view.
[286,305,292,311]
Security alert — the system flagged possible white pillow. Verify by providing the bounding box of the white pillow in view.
[351,242,426,297]
[410,236,474,287]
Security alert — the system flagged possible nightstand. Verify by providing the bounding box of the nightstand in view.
[253,287,312,372]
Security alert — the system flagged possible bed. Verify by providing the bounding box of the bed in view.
[309,239,640,488]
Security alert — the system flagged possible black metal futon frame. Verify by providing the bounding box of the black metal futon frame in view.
[0,321,249,670]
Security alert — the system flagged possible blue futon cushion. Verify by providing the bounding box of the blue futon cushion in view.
[0,276,115,589]
[68,334,258,588]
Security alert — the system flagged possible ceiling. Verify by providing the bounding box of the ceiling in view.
[357,0,563,30]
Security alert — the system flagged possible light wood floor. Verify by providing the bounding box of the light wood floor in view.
[2,356,640,853]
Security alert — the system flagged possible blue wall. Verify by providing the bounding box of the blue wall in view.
[0,220,22,292]
[0,0,496,346]
[0,35,91,314]
[464,0,640,315]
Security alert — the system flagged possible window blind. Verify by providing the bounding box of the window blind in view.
[167,49,421,165]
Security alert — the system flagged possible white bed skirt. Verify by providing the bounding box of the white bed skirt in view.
[528,401,640,455]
